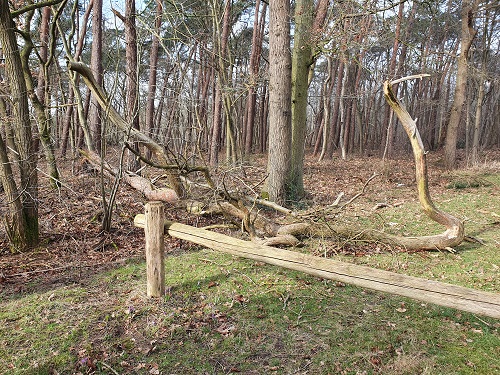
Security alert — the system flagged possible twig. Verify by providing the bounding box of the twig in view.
[201,224,238,230]
[124,142,215,188]
[99,361,120,375]
[331,192,345,206]
[231,268,257,285]
[340,173,378,208]
[250,197,296,216]
[390,74,431,86]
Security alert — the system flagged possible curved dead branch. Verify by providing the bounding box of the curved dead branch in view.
[382,76,464,250]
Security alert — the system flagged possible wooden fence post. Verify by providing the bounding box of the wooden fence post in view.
[145,201,165,297]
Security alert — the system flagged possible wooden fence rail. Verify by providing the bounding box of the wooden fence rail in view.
[134,202,500,319]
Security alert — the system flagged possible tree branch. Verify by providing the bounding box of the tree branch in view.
[383,77,465,250]
[11,0,64,18]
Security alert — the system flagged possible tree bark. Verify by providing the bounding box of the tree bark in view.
[209,0,232,165]
[443,0,479,169]
[58,0,94,154]
[244,0,266,155]
[122,0,141,173]
[145,0,162,157]
[325,59,344,158]
[290,0,329,193]
[0,0,39,250]
[89,0,103,151]
[382,0,404,159]
[290,0,314,199]
[266,0,292,205]
[19,24,60,188]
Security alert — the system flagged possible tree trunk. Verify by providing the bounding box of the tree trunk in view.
[326,60,344,158]
[471,9,491,166]
[443,0,479,169]
[258,83,268,153]
[59,85,74,157]
[317,57,336,160]
[290,0,314,199]
[123,0,141,173]
[266,0,292,205]
[244,0,266,155]
[289,0,328,167]
[58,0,94,153]
[19,23,60,189]
[145,0,162,156]
[382,0,404,159]
[471,78,485,166]
[209,0,232,166]
[0,0,39,250]
[89,0,103,151]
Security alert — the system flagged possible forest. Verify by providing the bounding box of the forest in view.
[0,0,499,249]
[0,0,499,374]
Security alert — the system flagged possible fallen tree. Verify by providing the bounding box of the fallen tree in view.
[70,62,465,251]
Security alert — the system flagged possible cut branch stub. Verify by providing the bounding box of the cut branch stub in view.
[383,78,464,250]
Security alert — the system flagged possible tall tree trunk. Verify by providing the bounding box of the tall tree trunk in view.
[290,0,314,199]
[0,0,39,250]
[19,8,60,188]
[195,46,211,153]
[316,57,334,159]
[123,0,141,173]
[20,33,61,189]
[60,85,74,157]
[244,0,266,155]
[290,0,329,197]
[145,0,162,158]
[470,7,492,166]
[59,0,94,154]
[382,0,404,159]
[266,0,292,205]
[325,60,345,158]
[209,0,232,165]
[443,0,479,169]
[338,61,348,160]
[89,0,103,151]
[258,83,268,154]
[36,7,50,103]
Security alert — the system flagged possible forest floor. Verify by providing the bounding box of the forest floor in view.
[0,149,499,374]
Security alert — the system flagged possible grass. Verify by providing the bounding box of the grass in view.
[0,171,499,374]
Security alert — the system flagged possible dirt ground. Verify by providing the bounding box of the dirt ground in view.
[1,149,499,297]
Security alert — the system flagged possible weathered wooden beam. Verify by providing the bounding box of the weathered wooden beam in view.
[134,214,500,319]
